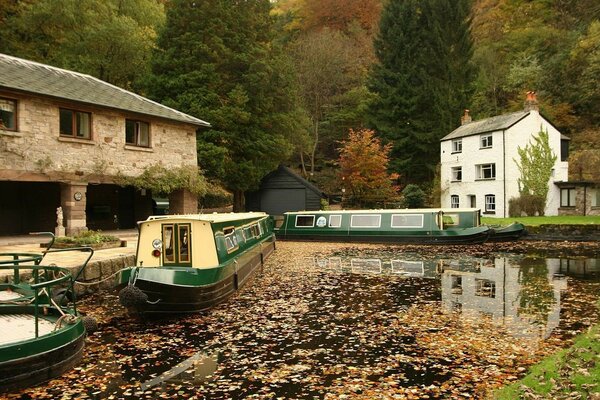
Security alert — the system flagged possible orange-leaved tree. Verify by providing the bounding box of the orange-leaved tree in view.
[338,128,400,208]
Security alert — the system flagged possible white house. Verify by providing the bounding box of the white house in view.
[440,92,570,218]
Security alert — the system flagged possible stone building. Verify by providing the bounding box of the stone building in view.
[0,53,209,235]
[440,92,570,218]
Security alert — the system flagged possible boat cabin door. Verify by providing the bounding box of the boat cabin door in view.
[161,223,192,267]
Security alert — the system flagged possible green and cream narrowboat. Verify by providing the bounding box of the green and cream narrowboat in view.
[274,208,493,244]
[0,246,94,393]
[117,212,275,314]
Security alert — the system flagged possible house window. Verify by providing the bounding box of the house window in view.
[485,194,496,213]
[480,134,493,148]
[60,108,91,139]
[476,163,496,180]
[329,215,342,228]
[452,139,462,153]
[0,98,17,130]
[560,188,576,207]
[295,215,315,227]
[475,279,496,298]
[591,189,600,208]
[451,167,462,182]
[126,119,150,147]
[350,214,381,228]
[451,195,459,208]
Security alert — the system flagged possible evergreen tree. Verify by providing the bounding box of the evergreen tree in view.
[147,0,302,211]
[367,0,474,184]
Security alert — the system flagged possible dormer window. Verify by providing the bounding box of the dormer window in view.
[452,139,462,153]
[480,134,493,149]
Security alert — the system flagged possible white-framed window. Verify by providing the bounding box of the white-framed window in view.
[223,226,239,253]
[560,188,576,207]
[450,195,459,208]
[329,215,342,228]
[476,163,496,180]
[485,194,496,212]
[0,97,17,130]
[591,189,600,207]
[452,139,462,153]
[475,279,496,298]
[295,215,315,227]
[451,166,462,182]
[391,214,423,228]
[126,119,150,147]
[480,134,493,149]
[350,214,381,228]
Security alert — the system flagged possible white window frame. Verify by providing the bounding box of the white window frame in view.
[390,214,424,228]
[451,166,462,182]
[485,194,496,212]
[452,139,462,153]
[450,195,459,208]
[329,215,342,228]
[295,215,315,227]
[476,163,496,180]
[591,189,600,208]
[350,214,381,228]
[480,134,493,149]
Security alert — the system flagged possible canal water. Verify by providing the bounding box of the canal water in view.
[7,242,600,399]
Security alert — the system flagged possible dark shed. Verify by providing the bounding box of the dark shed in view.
[245,165,326,216]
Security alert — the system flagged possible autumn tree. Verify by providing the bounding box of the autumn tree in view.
[367,0,474,185]
[514,127,557,215]
[147,0,303,211]
[0,0,164,90]
[338,128,399,208]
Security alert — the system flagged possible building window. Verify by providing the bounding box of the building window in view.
[480,134,493,149]
[560,188,576,207]
[451,167,462,182]
[476,163,496,180]
[60,108,91,139]
[475,279,496,298]
[450,195,459,208]
[592,189,600,208]
[0,98,17,130]
[485,194,496,213]
[452,139,462,153]
[126,119,150,147]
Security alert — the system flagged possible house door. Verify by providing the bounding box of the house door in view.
[162,223,192,267]
[468,195,476,208]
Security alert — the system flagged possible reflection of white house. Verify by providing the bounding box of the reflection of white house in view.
[440,92,569,218]
[441,257,567,342]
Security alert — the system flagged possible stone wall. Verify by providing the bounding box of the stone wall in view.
[525,224,600,241]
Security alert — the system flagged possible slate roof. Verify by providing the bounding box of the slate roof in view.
[261,165,326,197]
[0,53,210,127]
[441,111,529,141]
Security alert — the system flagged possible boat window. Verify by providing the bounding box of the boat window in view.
[329,215,342,228]
[295,215,315,227]
[223,227,239,253]
[179,225,190,262]
[163,225,174,263]
[442,214,459,227]
[391,214,423,228]
[350,214,381,228]
[223,227,235,235]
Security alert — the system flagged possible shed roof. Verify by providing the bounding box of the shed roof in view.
[0,53,210,127]
[441,111,529,141]
[261,165,326,197]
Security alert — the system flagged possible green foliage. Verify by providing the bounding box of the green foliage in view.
[116,164,209,196]
[514,127,557,215]
[338,128,399,208]
[0,0,164,90]
[401,184,426,208]
[367,0,475,184]
[508,194,546,217]
[55,230,119,245]
[146,0,300,210]
[199,184,233,209]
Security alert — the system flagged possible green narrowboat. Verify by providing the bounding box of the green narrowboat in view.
[117,212,276,314]
[274,208,493,244]
[0,246,93,393]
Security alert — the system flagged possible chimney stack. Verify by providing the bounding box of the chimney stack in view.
[461,109,472,125]
[524,91,539,112]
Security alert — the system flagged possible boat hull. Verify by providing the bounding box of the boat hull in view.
[0,309,86,393]
[119,237,275,314]
[489,223,526,242]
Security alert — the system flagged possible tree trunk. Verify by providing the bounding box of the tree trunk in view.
[233,190,245,212]
[310,121,319,178]
[300,152,308,178]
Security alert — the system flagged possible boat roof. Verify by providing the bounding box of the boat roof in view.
[144,212,268,224]
[284,208,480,214]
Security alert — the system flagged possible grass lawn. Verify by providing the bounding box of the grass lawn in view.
[482,215,600,226]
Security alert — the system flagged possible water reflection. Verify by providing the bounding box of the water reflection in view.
[140,350,220,390]
[301,254,600,341]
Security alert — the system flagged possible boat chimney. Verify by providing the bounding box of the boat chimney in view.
[524,91,539,112]
[461,109,472,125]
